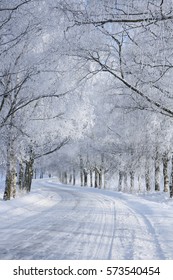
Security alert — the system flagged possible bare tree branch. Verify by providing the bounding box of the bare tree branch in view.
[0,0,32,12]
[88,53,173,118]
[34,137,70,159]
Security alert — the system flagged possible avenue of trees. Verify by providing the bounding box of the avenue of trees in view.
[1,0,173,199]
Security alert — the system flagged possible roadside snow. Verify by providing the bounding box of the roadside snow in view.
[0,179,173,260]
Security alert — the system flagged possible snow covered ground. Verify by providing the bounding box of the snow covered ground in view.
[0,179,173,260]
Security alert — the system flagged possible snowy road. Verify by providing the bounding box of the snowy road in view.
[0,179,173,260]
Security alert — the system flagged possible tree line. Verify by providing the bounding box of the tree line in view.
[1,0,173,199]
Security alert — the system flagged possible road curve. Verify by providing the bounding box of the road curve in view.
[0,180,169,259]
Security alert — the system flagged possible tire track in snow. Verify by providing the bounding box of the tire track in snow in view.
[88,196,117,260]
[118,199,165,259]
[84,193,138,260]
[86,192,166,260]
[104,196,165,260]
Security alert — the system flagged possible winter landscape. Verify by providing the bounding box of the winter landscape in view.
[1,0,173,261]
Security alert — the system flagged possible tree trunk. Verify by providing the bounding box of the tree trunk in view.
[94,167,98,188]
[138,175,142,192]
[99,154,104,189]
[64,171,67,184]
[40,169,44,179]
[90,169,93,187]
[59,171,62,183]
[145,163,151,191]
[73,168,75,185]
[80,155,84,186]
[83,169,87,186]
[155,150,160,191]
[3,166,17,200]
[163,153,169,192]
[18,160,24,191]
[21,146,35,193]
[103,174,106,189]
[23,158,34,192]
[118,171,123,191]
[98,168,102,189]
[80,171,84,186]
[69,173,72,184]
[170,155,173,198]
[3,139,17,200]
[123,172,128,192]
[34,168,37,179]
[130,171,135,192]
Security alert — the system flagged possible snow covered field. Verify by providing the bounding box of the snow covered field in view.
[0,179,173,260]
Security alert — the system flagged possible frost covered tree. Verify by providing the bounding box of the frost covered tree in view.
[56,0,173,117]
[0,0,95,200]
[52,0,173,196]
